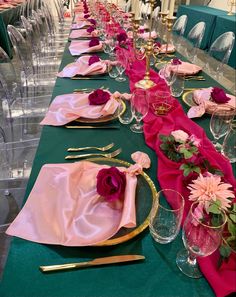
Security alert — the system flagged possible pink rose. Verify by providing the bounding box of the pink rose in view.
[88,37,100,47]
[211,87,230,104]
[96,167,126,201]
[88,89,110,105]
[189,135,201,147]
[88,55,100,66]
[171,130,189,143]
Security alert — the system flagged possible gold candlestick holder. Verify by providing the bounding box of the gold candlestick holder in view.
[135,0,156,90]
[227,0,236,15]
[166,16,177,32]
[132,18,141,52]
[159,12,168,24]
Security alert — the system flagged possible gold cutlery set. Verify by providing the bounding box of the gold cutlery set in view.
[65,143,121,160]
[184,75,205,81]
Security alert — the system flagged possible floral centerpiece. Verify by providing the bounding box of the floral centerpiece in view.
[159,129,236,263]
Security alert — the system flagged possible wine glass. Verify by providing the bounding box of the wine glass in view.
[210,108,234,151]
[115,55,127,82]
[222,120,236,163]
[130,89,149,133]
[159,63,177,87]
[176,202,226,278]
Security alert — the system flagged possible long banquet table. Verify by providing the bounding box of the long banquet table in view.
[0,31,235,297]
[0,2,24,58]
[176,5,236,69]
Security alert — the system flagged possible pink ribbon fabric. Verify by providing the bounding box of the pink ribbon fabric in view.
[188,87,236,118]
[69,29,98,39]
[69,40,103,56]
[6,153,151,246]
[125,55,236,297]
[57,55,108,78]
[40,92,120,126]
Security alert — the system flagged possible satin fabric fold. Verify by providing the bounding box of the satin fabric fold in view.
[125,55,236,297]
[57,55,108,78]
[40,92,120,126]
[188,87,236,118]
[69,29,98,39]
[6,161,138,246]
[69,40,103,56]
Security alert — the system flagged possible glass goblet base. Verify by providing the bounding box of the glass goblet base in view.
[176,249,202,278]
[115,76,126,82]
[212,141,222,152]
[130,123,143,133]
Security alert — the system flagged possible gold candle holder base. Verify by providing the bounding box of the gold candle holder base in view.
[159,12,168,24]
[166,16,177,32]
[135,79,156,90]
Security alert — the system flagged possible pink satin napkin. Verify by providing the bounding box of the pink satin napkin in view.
[188,87,236,118]
[71,21,90,29]
[40,91,120,126]
[127,30,157,40]
[159,44,176,54]
[126,58,236,297]
[69,40,103,56]
[167,61,202,75]
[57,55,109,78]
[69,29,98,39]
[6,152,151,246]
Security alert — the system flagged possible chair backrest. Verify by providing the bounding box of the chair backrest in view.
[153,6,160,19]
[7,25,34,78]
[208,31,235,65]
[187,21,206,48]
[173,15,188,36]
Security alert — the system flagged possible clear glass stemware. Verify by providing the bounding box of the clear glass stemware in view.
[130,89,149,133]
[176,202,226,278]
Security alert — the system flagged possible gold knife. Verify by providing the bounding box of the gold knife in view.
[71,77,107,80]
[65,125,120,129]
[39,255,145,272]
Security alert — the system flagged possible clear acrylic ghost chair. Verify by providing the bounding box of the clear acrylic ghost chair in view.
[205,32,235,79]
[7,25,57,92]
[124,0,132,12]
[185,21,206,61]
[171,15,188,50]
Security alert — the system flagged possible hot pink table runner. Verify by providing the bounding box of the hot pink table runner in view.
[125,57,236,297]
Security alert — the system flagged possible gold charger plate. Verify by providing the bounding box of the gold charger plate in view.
[87,157,157,246]
[75,98,126,123]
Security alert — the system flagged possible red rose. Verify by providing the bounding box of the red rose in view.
[211,87,230,104]
[89,37,100,47]
[88,89,110,105]
[96,167,126,201]
[88,55,100,66]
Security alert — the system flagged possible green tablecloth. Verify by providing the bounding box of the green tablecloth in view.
[0,4,23,58]
[176,5,236,69]
[210,14,236,69]
[0,42,233,297]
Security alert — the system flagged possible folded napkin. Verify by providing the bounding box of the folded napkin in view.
[127,30,157,40]
[57,55,109,78]
[167,61,202,76]
[6,152,151,246]
[40,91,120,126]
[69,40,103,56]
[69,29,98,39]
[71,21,90,30]
[159,44,176,54]
[188,87,236,118]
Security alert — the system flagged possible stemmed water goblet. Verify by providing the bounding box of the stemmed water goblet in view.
[210,108,234,151]
[159,63,177,87]
[130,89,149,133]
[176,202,226,278]
[115,54,127,82]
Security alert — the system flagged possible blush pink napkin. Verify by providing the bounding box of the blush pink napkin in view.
[69,29,98,39]
[167,61,202,75]
[57,55,108,77]
[159,44,176,54]
[127,30,158,40]
[40,92,119,126]
[71,21,90,29]
[125,55,236,297]
[188,87,236,118]
[69,40,103,56]
[6,153,151,246]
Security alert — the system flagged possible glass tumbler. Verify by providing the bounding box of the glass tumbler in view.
[149,189,185,244]
[118,100,133,125]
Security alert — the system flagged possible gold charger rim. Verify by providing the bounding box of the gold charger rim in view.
[76,98,126,123]
[86,157,157,246]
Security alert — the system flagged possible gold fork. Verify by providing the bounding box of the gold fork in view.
[67,143,114,152]
[65,148,122,160]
